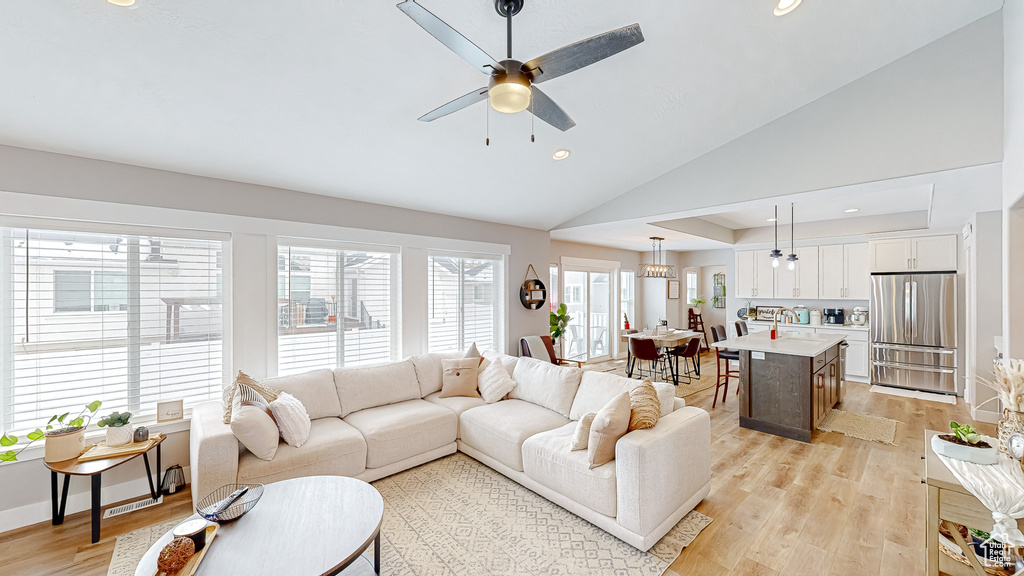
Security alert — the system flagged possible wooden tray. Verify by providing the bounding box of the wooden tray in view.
[154,524,219,576]
[79,433,160,462]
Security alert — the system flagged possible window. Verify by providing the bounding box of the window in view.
[428,253,504,353]
[549,264,559,312]
[2,227,224,435]
[278,243,397,376]
[620,270,634,329]
[686,271,698,305]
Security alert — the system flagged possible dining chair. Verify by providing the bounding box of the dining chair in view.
[591,326,607,357]
[628,338,667,381]
[669,337,702,384]
[735,320,749,337]
[710,325,740,408]
[519,335,583,368]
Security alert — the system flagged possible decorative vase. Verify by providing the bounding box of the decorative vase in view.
[133,426,149,443]
[997,409,1024,455]
[44,428,86,463]
[105,424,134,447]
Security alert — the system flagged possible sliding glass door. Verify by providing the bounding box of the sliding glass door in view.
[562,268,612,363]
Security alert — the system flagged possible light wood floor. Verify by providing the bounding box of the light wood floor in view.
[0,352,989,576]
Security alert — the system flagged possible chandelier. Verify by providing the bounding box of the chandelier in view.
[637,237,676,278]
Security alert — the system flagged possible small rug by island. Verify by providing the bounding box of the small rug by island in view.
[817,409,901,445]
[107,454,712,576]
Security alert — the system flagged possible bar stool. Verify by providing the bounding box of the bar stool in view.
[735,320,749,337]
[710,325,740,408]
[669,337,702,384]
[629,338,668,381]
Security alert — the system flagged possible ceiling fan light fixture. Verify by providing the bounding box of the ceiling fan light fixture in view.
[773,0,801,16]
[488,71,532,114]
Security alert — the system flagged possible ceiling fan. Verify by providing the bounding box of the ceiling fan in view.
[397,0,644,132]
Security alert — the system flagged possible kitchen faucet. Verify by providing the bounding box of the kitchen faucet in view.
[772,308,797,337]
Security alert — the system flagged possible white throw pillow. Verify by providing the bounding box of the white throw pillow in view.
[571,412,596,451]
[477,360,517,403]
[269,392,312,448]
[230,405,279,461]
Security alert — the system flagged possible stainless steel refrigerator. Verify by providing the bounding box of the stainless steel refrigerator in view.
[869,272,957,394]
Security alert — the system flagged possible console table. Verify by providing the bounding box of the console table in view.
[925,429,1024,575]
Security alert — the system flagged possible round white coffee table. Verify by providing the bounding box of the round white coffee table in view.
[135,476,383,576]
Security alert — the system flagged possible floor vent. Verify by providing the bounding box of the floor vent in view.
[103,496,163,519]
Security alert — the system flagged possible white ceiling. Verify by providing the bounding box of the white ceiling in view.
[0,1,1003,230]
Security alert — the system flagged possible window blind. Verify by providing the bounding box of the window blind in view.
[1,228,224,435]
[427,253,503,353]
[277,245,396,376]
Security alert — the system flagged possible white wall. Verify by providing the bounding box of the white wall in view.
[965,211,1003,421]
[1004,2,1024,358]
[0,145,549,532]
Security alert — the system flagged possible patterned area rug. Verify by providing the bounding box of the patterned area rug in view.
[108,455,712,576]
[817,409,902,445]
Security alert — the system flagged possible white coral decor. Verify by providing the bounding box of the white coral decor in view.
[977,358,1024,413]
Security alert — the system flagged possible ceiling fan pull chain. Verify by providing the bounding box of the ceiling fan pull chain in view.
[485,99,490,146]
[531,86,535,142]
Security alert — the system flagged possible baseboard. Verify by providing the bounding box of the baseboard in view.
[0,466,190,535]
[970,407,1001,424]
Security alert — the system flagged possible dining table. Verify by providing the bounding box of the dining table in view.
[622,329,700,385]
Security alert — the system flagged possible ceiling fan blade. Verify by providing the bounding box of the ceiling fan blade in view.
[418,87,489,122]
[524,24,644,84]
[397,1,505,75]
[530,87,576,132]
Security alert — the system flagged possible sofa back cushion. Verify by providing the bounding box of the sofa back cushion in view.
[261,369,341,420]
[483,350,519,375]
[509,356,582,419]
[570,372,678,421]
[410,352,463,397]
[334,359,420,417]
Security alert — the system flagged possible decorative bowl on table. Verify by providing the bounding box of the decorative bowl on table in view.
[196,483,264,522]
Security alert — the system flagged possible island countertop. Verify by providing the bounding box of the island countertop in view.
[711,330,847,357]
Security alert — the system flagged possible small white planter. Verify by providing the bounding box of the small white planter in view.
[44,428,85,463]
[105,425,134,447]
[931,434,1000,465]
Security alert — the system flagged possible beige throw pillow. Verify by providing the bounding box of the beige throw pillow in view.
[571,412,596,451]
[628,381,661,431]
[222,371,280,424]
[230,385,280,461]
[440,358,481,398]
[587,392,631,469]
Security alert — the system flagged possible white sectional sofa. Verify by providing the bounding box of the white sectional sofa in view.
[190,352,711,551]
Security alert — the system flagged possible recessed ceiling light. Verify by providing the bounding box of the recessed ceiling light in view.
[844,208,860,213]
[553,149,570,160]
[108,0,136,5]
[773,0,801,16]
[766,217,778,222]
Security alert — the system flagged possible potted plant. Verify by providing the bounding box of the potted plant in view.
[98,410,134,446]
[974,358,1024,455]
[689,296,706,311]
[931,421,998,464]
[550,303,571,358]
[623,312,630,330]
[0,400,102,463]
[969,528,1005,565]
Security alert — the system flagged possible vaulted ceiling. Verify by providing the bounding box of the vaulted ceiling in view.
[0,1,1004,230]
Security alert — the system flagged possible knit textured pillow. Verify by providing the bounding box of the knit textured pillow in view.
[571,412,596,451]
[269,392,312,448]
[628,380,661,431]
[222,371,280,424]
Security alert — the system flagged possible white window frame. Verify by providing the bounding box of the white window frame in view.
[426,249,506,354]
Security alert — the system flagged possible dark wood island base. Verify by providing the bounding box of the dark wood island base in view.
[736,344,843,443]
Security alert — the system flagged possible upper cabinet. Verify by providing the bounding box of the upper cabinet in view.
[818,243,869,300]
[735,250,775,298]
[776,246,819,299]
[869,235,957,273]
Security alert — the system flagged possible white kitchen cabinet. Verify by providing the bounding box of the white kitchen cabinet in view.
[735,250,775,298]
[818,243,868,300]
[868,235,957,272]
[815,326,869,382]
[776,247,819,299]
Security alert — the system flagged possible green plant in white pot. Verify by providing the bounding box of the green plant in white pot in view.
[98,411,133,446]
[1,400,102,463]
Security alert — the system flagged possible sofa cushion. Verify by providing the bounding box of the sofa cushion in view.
[410,352,463,397]
[522,422,617,517]
[482,350,519,375]
[570,371,638,421]
[236,418,366,484]
[459,399,570,472]
[343,399,457,469]
[509,357,582,418]
[334,360,420,418]
[423,392,487,439]
[261,369,341,420]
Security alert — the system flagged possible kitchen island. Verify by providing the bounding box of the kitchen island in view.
[712,330,847,442]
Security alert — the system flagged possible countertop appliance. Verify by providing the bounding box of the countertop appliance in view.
[809,309,822,326]
[850,307,868,326]
[870,272,957,394]
[823,308,845,325]
[793,305,809,324]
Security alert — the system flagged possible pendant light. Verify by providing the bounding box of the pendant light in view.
[769,205,783,268]
[638,237,677,278]
[786,203,799,270]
